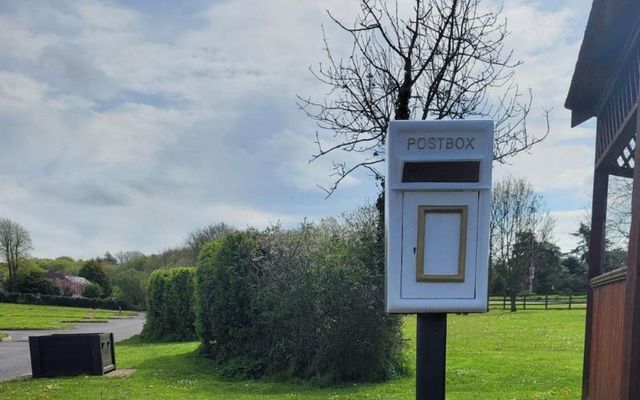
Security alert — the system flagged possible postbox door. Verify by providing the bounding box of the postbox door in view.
[401,191,478,299]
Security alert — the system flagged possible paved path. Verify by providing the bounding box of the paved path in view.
[0,313,145,382]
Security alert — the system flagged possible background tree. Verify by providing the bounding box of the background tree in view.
[115,250,145,265]
[102,251,117,265]
[299,0,548,194]
[490,177,554,311]
[10,271,59,295]
[0,218,33,284]
[570,222,591,266]
[81,282,103,299]
[79,260,112,298]
[36,256,82,275]
[528,239,562,294]
[558,255,588,294]
[608,177,633,243]
[111,268,147,308]
[185,223,234,265]
[571,221,628,273]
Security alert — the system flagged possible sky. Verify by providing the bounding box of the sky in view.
[0,0,597,259]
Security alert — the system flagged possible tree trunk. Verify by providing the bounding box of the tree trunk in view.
[509,293,517,312]
[394,58,412,120]
[375,190,385,278]
[395,84,411,120]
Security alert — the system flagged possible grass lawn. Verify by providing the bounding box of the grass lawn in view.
[0,303,137,330]
[0,310,585,399]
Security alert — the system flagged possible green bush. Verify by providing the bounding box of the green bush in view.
[5,271,60,295]
[195,207,407,383]
[0,291,136,310]
[142,267,197,341]
[195,230,262,375]
[82,283,103,298]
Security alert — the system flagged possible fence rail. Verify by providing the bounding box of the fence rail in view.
[489,294,587,310]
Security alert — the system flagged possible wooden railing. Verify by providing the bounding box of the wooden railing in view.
[488,294,587,310]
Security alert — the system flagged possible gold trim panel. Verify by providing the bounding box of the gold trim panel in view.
[416,205,467,283]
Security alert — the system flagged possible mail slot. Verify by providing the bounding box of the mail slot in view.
[402,161,480,183]
[386,120,493,313]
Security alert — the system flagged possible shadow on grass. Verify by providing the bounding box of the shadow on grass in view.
[120,336,395,397]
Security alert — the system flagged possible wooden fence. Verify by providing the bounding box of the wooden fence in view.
[489,294,587,310]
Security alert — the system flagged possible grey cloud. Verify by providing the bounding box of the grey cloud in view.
[38,181,130,207]
[36,44,118,101]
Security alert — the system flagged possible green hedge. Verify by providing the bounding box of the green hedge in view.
[142,267,197,341]
[0,291,136,310]
[196,207,407,383]
[5,271,60,295]
[196,231,261,375]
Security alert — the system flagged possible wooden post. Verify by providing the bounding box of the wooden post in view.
[582,170,609,399]
[569,294,573,310]
[620,111,640,400]
[545,294,548,310]
[503,295,506,310]
[523,295,527,311]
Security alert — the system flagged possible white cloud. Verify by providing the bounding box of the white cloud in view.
[203,203,301,229]
[80,103,187,165]
[494,139,594,193]
[268,129,362,192]
[0,16,55,62]
[502,3,574,54]
[75,1,139,32]
[550,209,588,252]
[0,0,597,258]
[0,71,47,109]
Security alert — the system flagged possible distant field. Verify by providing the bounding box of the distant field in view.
[0,310,586,399]
[0,303,136,330]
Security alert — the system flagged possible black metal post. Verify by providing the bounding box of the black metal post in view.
[416,313,447,400]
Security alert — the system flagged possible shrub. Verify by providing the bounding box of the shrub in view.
[0,291,136,310]
[195,230,262,374]
[142,267,197,341]
[6,271,60,295]
[195,207,407,383]
[82,283,103,298]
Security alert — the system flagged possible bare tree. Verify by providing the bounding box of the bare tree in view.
[299,0,549,195]
[185,223,235,264]
[0,218,33,282]
[115,250,145,265]
[490,177,554,311]
[608,176,633,244]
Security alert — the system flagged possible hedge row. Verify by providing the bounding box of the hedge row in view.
[0,291,137,310]
[142,267,197,341]
[196,207,407,383]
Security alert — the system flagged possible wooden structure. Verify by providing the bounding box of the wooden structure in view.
[565,1,640,399]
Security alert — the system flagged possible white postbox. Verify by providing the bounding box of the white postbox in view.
[385,120,493,313]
